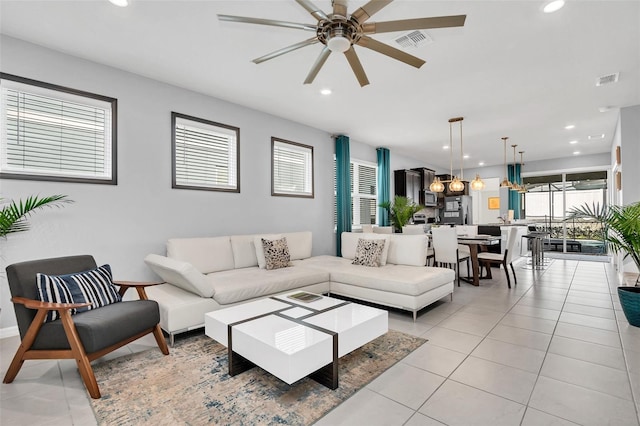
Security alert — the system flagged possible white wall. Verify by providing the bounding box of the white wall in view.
[0,36,426,333]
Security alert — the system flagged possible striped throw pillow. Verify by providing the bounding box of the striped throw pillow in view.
[36,264,122,323]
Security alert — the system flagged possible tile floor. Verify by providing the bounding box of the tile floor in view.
[1,259,639,425]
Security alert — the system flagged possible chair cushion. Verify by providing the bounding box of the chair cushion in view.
[36,265,122,323]
[31,300,160,353]
[477,252,504,261]
[263,237,291,270]
[352,238,385,267]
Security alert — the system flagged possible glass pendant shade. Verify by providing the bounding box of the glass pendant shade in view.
[429,176,445,193]
[449,176,465,192]
[470,174,485,191]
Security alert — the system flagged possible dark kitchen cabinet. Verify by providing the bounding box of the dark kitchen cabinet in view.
[412,167,436,205]
[394,169,421,204]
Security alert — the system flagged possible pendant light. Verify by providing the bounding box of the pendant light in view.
[429,176,445,193]
[518,151,527,193]
[448,117,465,192]
[511,144,523,192]
[500,137,512,188]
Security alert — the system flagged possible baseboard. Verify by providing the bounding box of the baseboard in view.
[0,326,19,339]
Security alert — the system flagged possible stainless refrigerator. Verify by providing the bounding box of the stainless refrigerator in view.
[439,196,473,225]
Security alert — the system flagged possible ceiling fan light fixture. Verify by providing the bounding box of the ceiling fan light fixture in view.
[327,35,351,53]
[543,0,565,13]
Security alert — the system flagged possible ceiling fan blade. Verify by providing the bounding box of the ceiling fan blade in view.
[218,15,317,32]
[351,0,393,24]
[344,47,370,87]
[253,37,320,64]
[362,15,466,34]
[333,0,348,17]
[304,47,331,84]
[295,0,329,21]
[357,36,425,68]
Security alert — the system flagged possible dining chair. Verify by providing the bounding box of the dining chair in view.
[431,226,470,286]
[361,224,374,233]
[402,225,425,234]
[477,227,519,288]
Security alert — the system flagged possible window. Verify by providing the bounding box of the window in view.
[271,137,314,198]
[0,73,117,184]
[172,112,239,192]
[333,158,378,227]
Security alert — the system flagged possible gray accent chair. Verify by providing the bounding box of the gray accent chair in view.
[2,255,169,398]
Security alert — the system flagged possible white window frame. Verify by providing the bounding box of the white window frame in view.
[172,112,240,192]
[333,157,378,229]
[271,137,314,198]
[0,73,117,184]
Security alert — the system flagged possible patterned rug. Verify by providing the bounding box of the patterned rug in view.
[90,330,425,425]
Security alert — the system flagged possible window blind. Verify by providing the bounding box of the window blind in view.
[272,139,313,197]
[333,158,378,227]
[0,77,114,182]
[173,114,238,191]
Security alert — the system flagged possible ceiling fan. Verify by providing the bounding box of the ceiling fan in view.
[218,0,466,87]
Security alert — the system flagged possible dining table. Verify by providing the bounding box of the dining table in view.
[455,235,501,286]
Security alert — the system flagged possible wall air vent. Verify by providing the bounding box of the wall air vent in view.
[596,72,619,86]
[394,30,432,49]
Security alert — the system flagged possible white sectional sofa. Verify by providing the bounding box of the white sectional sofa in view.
[145,231,455,344]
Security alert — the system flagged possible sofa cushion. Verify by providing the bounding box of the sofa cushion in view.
[145,254,213,298]
[352,238,385,267]
[281,231,313,260]
[167,237,234,274]
[298,256,453,296]
[387,234,428,266]
[341,232,390,265]
[208,266,330,305]
[263,237,291,270]
[36,264,122,323]
[253,234,283,269]
[231,234,262,269]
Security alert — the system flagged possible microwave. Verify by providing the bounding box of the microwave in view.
[424,191,438,207]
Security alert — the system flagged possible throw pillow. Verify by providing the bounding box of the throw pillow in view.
[352,238,386,267]
[262,237,291,270]
[253,234,282,269]
[36,264,122,323]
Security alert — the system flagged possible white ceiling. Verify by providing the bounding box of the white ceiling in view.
[1,0,638,170]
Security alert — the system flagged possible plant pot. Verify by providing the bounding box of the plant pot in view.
[618,286,640,327]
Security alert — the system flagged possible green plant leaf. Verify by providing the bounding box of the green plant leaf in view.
[0,195,73,237]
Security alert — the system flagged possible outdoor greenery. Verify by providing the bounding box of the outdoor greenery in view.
[0,195,72,237]
[379,195,423,232]
[568,201,640,285]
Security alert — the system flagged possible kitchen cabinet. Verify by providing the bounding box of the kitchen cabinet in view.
[394,169,421,204]
[412,167,436,205]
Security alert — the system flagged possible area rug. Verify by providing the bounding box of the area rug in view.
[90,330,426,425]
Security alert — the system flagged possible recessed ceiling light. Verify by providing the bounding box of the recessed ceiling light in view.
[564,124,575,130]
[463,155,470,159]
[442,145,449,150]
[588,134,605,140]
[598,106,613,113]
[543,0,565,13]
[320,88,332,95]
[478,162,485,166]
[109,0,129,6]
[569,140,578,144]
[573,151,580,155]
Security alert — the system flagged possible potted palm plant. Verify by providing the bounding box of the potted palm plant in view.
[568,201,640,326]
[1,195,72,237]
[379,195,424,233]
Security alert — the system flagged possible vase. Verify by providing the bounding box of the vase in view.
[618,286,640,327]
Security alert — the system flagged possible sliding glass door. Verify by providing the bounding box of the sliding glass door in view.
[523,171,607,256]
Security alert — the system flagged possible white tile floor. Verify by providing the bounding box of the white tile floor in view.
[2,259,639,425]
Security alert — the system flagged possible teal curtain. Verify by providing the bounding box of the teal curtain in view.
[335,135,352,256]
[508,164,522,219]
[376,147,390,226]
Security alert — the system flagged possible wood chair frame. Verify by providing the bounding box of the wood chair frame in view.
[3,281,169,399]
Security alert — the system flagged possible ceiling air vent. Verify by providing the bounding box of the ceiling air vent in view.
[596,72,619,86]
[394,30,432,49]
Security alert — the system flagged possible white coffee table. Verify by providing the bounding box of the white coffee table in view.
[204,292,388,389]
